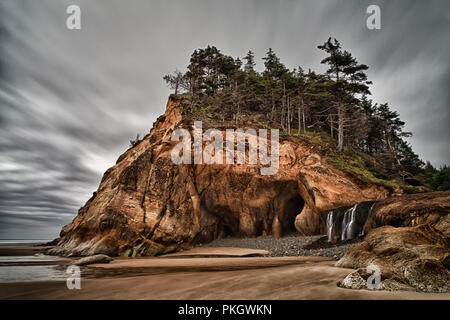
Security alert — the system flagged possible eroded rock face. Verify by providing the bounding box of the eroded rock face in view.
[363,191,450,237]
[336,224,450,292]
[49,97,389,257]
[322,191,450,244]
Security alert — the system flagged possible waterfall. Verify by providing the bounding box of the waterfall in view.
[361,202,375,236]
[341,204,358,241]
[325,201,376,242]
[326,211,334,242]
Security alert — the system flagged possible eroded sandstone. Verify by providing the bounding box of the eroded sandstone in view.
[49,97,390,257]
[336,224,450,292]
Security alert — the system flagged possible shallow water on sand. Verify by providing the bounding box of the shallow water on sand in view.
[0,265,68,283]
[0,254,62,263]
[0,240,68,283]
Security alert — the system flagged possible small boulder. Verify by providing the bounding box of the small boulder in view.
[340,270,367,290]
[72,254,113,266]
[339,268,412,291]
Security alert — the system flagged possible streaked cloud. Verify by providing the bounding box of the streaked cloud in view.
[0,0,448,239]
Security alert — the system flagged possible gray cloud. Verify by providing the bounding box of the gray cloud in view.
[0,0,448,239]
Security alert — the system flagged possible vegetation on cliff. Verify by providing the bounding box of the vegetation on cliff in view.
[163,39,448,191]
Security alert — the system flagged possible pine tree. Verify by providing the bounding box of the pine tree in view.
[243,50,256,73]
[162,43,443,189]
[163,70,186,95]
[318,38,372,152]
[360,96,382,154]
[431,166,450,191]
[262,48,287,80]
[397,139,424,174]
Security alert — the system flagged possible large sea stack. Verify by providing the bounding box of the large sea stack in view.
[49,96,393,257]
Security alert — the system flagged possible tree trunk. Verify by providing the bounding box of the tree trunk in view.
[337,104,344,152]
[236,101,240,125]
[270,91,275,122]
[301,97,306,134]
[281,82,286,130]
[287,95,290,134]
[330,115,334,138]
[297,99,301,135]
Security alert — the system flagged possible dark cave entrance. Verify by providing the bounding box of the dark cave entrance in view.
[222,224,234,237]
[280,194,304,234]
[216,193,304,237]
[202,183,306,241]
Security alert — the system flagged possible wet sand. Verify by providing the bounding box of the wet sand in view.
[1,248,449,300]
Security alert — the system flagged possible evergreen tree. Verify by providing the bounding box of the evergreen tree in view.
[424,161,438,181]
[243,50,256,73]
[359,96,381,154]
[431,166,450,191]
[262,48,287,80]
[163,70,186,95]
[318,38,372,152]
[397,139,424,174]
[163,43,445,189]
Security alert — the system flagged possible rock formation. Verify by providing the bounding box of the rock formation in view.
[322,190,450,292]
[323,191,450,244]
[49,96,390,257]
[336,224,450,292]
[363,191,450,237]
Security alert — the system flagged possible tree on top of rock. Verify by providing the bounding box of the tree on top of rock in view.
[318,37,372,152]
[243,50,256,73]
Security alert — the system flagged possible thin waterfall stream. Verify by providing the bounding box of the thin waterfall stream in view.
[326,201,376,242]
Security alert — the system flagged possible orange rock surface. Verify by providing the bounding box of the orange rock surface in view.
[50,97,389,257]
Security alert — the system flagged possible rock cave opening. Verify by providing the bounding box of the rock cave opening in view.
[222,224,234,237]
[280,194,304,234]
[205,184,305,240]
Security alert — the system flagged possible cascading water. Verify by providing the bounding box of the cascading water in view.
[361,202,375,236]
[341,204,358,240]
[326,211,334,242]
[325,201,376,242]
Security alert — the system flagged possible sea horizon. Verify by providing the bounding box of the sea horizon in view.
[0,239,53,248]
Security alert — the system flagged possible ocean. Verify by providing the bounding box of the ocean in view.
[0,239,69,283]
[0,239,51,247]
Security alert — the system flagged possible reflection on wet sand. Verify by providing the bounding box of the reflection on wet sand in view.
[1,246,450,300]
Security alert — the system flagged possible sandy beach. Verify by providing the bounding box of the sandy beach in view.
[1,246,450,300]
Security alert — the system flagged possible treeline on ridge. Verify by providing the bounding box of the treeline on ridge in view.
[163,38,448,191]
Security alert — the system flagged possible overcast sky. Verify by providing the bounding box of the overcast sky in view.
[0,0,449,239]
